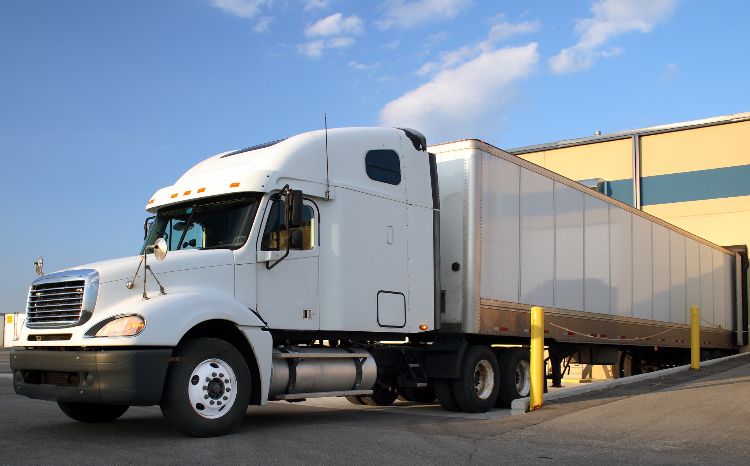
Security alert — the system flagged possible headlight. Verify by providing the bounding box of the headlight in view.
[93,315,145,337]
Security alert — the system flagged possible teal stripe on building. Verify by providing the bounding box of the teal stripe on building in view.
[602,164,750,206]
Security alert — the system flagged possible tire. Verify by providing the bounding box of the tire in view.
[57,402,129,423]
[160,338,251,437]
[358,384,398,406]
[452,345,500,412]
[495,348,531,408]
[433,378,460,411]
[398,386,436,403]
[345,395,364,405]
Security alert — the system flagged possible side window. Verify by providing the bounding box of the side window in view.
[365,149,401,185]
[261,200,316,251]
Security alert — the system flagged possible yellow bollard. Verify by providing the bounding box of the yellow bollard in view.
[530,306,544,411]
[690,306,700,370]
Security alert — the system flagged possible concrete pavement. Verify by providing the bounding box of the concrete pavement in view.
[1,351,749,465]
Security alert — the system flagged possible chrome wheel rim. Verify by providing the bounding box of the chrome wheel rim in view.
[188,358,237,419]
[515,359,531,396]
[473,360,495,400]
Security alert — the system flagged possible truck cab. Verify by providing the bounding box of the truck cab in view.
[11,127,440,437]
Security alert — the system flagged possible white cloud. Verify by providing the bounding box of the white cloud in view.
[254,16,273,32]
[305,13,364,37]
[349,61,381,71]
[550,0,677,74]
[380,43,538,141]
[300,12,363,58]
[414,17,539,78]
[298,38,356,58]
[415,62,438,76]
[304,0,329,10]
[486,19,540,41]
[383,40,401,49]
[662,62,678,80]
[209,0,272,18]
[378,0,471,29]
[298,40,324,58]
[328,36,355,48]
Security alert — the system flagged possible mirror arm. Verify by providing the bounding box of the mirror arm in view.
[267,185,292,270]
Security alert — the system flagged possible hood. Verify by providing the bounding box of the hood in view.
[68,249,236,284]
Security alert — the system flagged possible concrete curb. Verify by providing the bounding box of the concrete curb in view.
[510,352,750,414]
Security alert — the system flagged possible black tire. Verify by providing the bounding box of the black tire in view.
[57,402,129,423]
[345,395,364,405]
[160,338,251,437]
[433,378,460,411]
[452,345,500,412]
[398,386,436,403]
[358,384,398,406]
[495,348,531,408]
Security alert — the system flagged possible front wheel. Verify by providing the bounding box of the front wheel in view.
[57,401,129,423]
[160,338,251,437]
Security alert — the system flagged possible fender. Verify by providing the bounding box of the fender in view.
[85,289,266,347]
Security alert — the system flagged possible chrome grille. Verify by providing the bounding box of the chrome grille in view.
[27,280,86,328]
[26,269,99,329]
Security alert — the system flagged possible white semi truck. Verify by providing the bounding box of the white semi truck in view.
[11,127,749,436]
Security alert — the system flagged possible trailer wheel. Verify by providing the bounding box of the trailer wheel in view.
[495,348,531,408]
[358,384,398,406]
[160,338,251,437]
[452,346,500,412]
[398,386,436,403]
[57,402,129,423]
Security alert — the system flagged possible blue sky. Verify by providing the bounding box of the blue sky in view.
[1,0,749,312]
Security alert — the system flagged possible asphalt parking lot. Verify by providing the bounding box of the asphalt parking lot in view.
[1,351,750,465]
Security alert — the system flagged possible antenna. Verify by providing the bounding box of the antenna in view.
[324,113,331,199]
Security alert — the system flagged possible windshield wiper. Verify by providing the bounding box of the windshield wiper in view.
[175,206,196,250]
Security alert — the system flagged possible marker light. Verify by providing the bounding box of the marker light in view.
[419,324,428,331]
[183,190,191,196]
[95,315,145,337]
[197,187,206,193]
[230,182,240,188]
[147,199,154,205]
[170,193,178,198]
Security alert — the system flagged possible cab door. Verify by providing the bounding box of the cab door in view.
[256,197,319,330]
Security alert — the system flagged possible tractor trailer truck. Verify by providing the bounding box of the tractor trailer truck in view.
[11,127,749,437]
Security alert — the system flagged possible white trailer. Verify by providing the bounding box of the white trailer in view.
[10,128,748,436]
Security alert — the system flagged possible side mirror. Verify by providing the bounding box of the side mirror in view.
[153,238,168,261]
[287,190,303,229]
[289,229,304,250]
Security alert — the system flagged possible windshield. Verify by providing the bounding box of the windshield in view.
[142,194,261,253]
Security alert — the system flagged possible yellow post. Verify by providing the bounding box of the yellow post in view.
[690,306,700,370]
[530,306,544,411]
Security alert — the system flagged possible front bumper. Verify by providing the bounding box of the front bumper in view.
[10,348,173,406]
